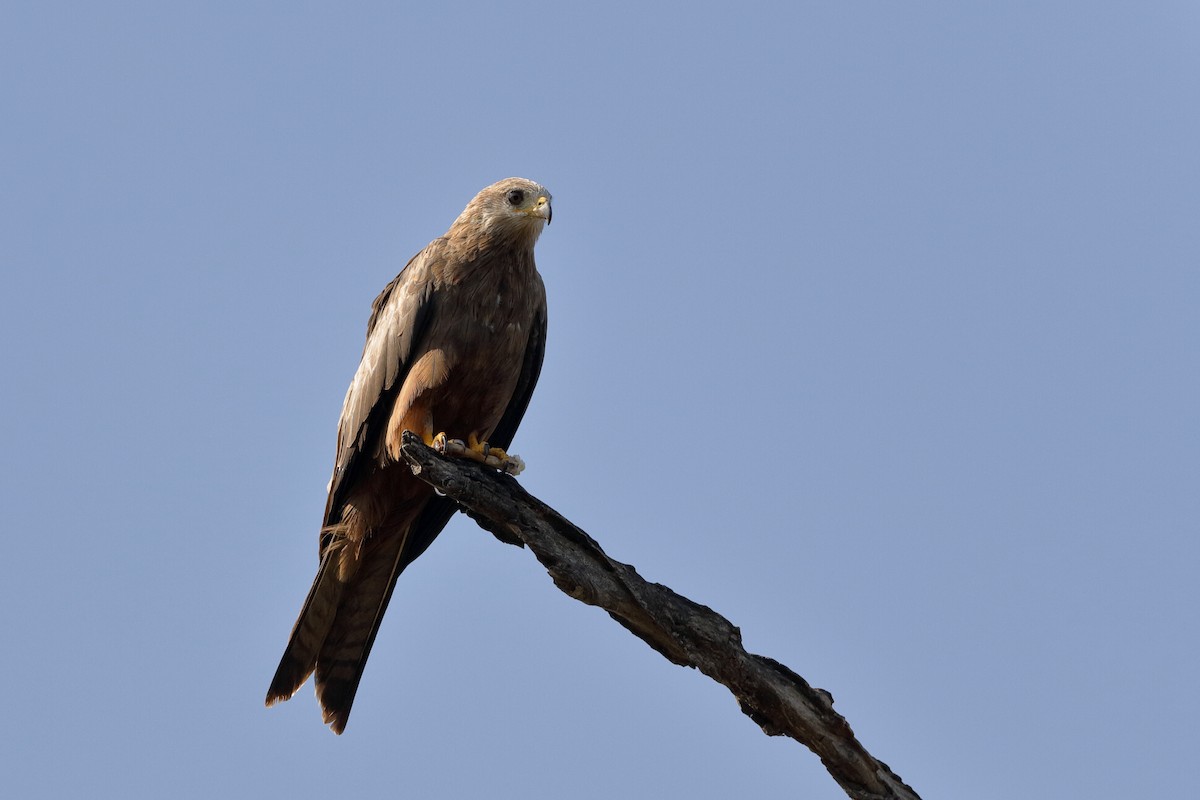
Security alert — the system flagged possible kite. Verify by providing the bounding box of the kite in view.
[266,177,552,733]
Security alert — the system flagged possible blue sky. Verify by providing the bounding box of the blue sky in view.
[2,3,1197,798]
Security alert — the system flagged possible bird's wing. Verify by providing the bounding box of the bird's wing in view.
[267,242,447,711]
[322,238,445,534]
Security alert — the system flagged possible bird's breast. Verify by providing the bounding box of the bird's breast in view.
[419,265,540,437]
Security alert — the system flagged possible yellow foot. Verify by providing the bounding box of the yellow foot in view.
[432,432,525,476]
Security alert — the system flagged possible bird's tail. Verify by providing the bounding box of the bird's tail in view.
[266,493,455,733]
[265,507,425,733]
[265,534,357,709]
[309,523,414,733]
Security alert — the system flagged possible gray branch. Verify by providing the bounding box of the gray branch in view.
[400,432,922,800]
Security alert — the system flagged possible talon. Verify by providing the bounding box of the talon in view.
[437,432,527,474]
[432,432,472,458]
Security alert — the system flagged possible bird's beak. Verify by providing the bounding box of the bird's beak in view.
[531,195,552,225]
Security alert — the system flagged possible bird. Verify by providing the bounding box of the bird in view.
[266,177,552,733]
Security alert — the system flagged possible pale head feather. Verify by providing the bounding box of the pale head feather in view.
[449,177,553,249]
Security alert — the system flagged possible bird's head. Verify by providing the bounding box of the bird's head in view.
[454,177,553,247]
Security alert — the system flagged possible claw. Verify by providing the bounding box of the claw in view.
[431,432,526,474]
[436,435,470,458]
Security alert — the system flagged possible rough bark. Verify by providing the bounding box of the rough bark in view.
[400,432,921,800]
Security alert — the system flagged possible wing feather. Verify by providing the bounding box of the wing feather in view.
[322,238,446,531]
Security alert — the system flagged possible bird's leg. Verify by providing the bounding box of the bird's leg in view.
[433,432,525,476]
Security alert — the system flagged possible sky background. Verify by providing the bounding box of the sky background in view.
[2,2,1197,798]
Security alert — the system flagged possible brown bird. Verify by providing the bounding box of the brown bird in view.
[266,177,551,733]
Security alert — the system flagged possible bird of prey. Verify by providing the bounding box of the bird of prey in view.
[266,177,552,733]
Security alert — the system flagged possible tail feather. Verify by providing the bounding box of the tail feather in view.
[313,523,412,733]
[267,494,457,733]
[265,539,356,706]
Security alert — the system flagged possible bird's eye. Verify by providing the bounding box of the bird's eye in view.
[506,189,525,206]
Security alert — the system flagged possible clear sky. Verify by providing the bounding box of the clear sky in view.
[2,3,1197,798]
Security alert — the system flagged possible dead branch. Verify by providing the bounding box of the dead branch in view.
[400,432,921,800]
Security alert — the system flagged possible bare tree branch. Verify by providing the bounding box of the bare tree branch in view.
[400,433,922,800]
